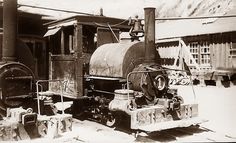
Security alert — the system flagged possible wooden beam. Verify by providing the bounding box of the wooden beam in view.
[60,29,65,54]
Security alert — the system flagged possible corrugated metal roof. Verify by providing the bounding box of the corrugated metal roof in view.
[156,6,236,40]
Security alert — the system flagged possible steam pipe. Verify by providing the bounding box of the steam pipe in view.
[2,0,17,62]
[144,7,156,63]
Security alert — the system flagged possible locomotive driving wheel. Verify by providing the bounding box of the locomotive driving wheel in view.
[104,112,121,127]
[105,112,116,127]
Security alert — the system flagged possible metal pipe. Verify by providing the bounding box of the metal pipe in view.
[2,0,17,62]
[0,34,2,60]
[144,7,156,63]
[107,23,119,42]
[36,81,41,115]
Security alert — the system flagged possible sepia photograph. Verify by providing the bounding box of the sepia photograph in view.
[0,0,235,142]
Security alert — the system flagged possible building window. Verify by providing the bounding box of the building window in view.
[200,41,210,65]
[189,41,211,66]
[189,42,199,64]
[230,42,236,58]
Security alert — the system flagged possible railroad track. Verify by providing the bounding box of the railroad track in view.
[135,125,236,142]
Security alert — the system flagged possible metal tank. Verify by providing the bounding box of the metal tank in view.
[89,41,144,78]
[89,8,157,78]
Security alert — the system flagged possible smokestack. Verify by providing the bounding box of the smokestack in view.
[144,7,156,63]
[2,0,17,62]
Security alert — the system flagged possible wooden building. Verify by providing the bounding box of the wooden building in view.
[155,8,236,86]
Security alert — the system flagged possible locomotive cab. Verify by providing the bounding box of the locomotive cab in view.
[44,15,130,99]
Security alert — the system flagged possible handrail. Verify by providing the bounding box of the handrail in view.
[36,79,68,115]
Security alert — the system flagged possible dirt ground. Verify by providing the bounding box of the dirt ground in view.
[7,85,236,143]
[191,85,236,138]
[175,85,236,137]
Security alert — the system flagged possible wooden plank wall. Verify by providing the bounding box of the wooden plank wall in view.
[231,42,236,68]
[157,41,179,68]
[157,32,236,72]
[211,33,231,70]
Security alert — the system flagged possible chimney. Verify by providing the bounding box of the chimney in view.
[2,0,17,62]
[144,7,156,63]
[100,8,103,16]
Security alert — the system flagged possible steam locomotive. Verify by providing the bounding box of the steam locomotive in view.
[43,8,203,131]
[0,0,35,118]
[0,0,203,132]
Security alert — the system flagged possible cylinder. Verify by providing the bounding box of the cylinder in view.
[2,0,17,61]
[144,7,156,63]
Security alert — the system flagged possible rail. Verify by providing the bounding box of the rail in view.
[36,79,68,115]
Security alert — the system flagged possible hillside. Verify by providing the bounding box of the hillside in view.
[13,0,234,20]
[155,0,234,23]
